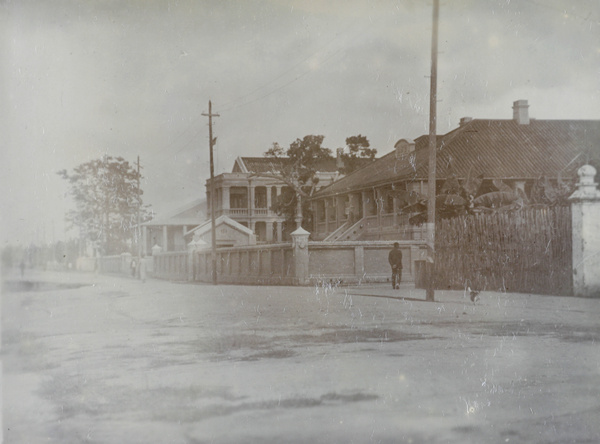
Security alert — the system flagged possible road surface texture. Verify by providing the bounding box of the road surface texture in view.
[2,270,600,443]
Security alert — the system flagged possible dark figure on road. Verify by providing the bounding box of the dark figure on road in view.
[388,242,403,289]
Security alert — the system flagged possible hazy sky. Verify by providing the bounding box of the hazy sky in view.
[2,0,599,246]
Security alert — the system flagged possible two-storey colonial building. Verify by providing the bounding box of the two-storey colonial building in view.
[205,156,342,242]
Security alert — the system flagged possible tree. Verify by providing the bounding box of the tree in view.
[262,135,333,232]
[339,135,376,175]
[58,155,151,255]
[395,166,575,226]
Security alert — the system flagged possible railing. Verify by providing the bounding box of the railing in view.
[210,208,275,217]
[323,221,350,241]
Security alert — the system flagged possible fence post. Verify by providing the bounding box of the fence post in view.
[187,240,197,281]
[569,165,600,297]
[291,227,310,285]
[121,253,132,275]
[354,246,364,279]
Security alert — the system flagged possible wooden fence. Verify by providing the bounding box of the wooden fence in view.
[435,206,572,295]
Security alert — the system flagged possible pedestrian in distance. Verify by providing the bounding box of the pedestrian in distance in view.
[388,242,403,289]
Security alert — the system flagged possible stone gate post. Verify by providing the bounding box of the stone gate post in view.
[291,227,310,285]
[569,165,600,297]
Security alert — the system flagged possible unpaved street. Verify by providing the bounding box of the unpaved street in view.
[2,271,600,443]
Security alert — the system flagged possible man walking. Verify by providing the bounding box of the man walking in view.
[388,242,403,289]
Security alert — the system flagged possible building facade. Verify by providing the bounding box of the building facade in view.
[205,156,343,242]
[141,198,206,254]
[309,100,600,241]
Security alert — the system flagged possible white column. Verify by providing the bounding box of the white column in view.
[222,186,230,212]
[162,225,168,252]
[570,165,600,297]
[266,186,272,210]
[249,183,255,215]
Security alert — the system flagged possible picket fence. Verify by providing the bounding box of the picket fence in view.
[435,206,572,295]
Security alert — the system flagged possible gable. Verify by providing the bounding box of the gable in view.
[187,215,256,247]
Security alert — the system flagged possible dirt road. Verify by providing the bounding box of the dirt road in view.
[2,271,600,443]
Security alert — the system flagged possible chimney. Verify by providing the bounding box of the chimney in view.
[513,99,530,125]
[459,117,472,127]
[336,148,344,169]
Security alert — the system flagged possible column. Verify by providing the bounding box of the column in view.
[362,191,369,218]
[324,199,330,233]
[277,221,283,242]
[162,225,168,252]
[266,186,272,210]
[569,165,600,297]
[354,246,364,278]
[291,227,310,285]
[266,222,274,242]
[222,186,230,213]
[249,183,255,216]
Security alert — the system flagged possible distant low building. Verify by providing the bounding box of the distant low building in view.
[141,198,206,254]
[187,215,257,248]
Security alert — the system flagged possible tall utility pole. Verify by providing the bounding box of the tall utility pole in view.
[202,100,220,285]
[136,156,142,262]
[426,0,439,302]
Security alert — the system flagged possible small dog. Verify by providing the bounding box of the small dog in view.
[468,287,480,303]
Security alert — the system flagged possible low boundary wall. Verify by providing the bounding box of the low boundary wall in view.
[151,240,427,286]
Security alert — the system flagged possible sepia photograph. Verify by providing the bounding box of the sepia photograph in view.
[1,0,599,442]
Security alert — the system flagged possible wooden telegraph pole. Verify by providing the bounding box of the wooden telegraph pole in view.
[202,100,220,285]
[426,0,439,302]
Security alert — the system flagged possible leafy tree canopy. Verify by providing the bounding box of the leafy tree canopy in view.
[263,135,333,232]
[58,155,151,255]
[339,135,376,175]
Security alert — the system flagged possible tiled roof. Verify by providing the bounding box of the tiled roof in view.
[238,156,340,173]
[313,119,600,198]
[142,198,206,226]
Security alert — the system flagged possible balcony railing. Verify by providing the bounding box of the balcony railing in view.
[209,208,276,218]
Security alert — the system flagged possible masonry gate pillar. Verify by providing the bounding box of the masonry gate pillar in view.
[569,165,600,297]
[291,227,310,285]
